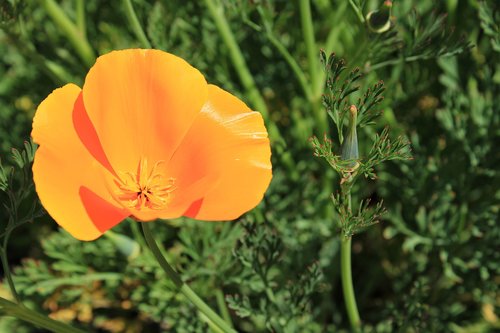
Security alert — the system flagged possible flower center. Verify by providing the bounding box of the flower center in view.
[115,158,175,210]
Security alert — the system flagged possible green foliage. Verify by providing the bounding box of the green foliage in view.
[365,4,473,70]
[478,1,500,53]
[228,220,323,333]
[314,50,411,238]
[331,194,385,237]
[359,126,412,180]
[0,140,42,245]
[0,0,498,332]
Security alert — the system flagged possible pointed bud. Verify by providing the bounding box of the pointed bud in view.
[366,0,393,33]
[341,105,359,166]
[104,230,140,260]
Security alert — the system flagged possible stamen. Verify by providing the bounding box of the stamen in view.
[115,158,175,210]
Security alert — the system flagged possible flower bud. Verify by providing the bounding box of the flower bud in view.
[105,230,140,260]
[366,0,393,33]
[341,105,359,166]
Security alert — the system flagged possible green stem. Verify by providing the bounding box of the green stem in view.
[318,0,348,88]
[299,0,319,96]
[215,289,234,328]
[76,0,86,39]
[298,0,326,134]
[42,0,95,68]
[203,0,299,178]
[129,217,147,248]
[348,0,366,23]
[6,25,72,84]
[340,194,361,331]
[122,0,152,48]
[369,55,430,71]
[0,297,86,333]
[1,227,21,304]
[204,0,268,118]
[260,21,313,102]
[141,223,236,333]
[0,251,19,303]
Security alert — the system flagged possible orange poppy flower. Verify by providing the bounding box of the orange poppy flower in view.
[32,49,272,241]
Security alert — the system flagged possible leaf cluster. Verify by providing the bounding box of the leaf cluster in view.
[366,5,473,69]
[0,140,43,248]
[478,1,500,53]
[320,50,385,144]
[359,127,412,180]
[228,220,324,332]
[331,194,386,237]
[313,51,412,236]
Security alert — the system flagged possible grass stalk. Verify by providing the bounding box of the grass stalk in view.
[122,0,152,48]
[340,193,361,331]
[76,0,86,39]
[42,0,95,68]
[299,0,326,134]
[141,222,236,333]
[0,297,86,333]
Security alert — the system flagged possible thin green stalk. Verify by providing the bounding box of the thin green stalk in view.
[204,0,294,176]
[299,0,319,96]
[129,217,147,248]
[11,16,72,84]
[318,0,348,88]
[0,297,86,333]
[76,0,86,39]
[369,55,430,71]
[298,0,326,134]
[1,227,21,304]
[349,0,366,23]
[42,0,95,68]
[141,223,236,333]
[263,28,313,102]
[204,0,268,119]
[122,0,152,48]
[215,289,234,328]
[340,193,361,331]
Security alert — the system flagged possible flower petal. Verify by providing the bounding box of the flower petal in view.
[32,84,129,240]
[167,85,272,220]
[82,49,208,174]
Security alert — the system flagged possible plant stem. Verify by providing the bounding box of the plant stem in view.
[348,0,366,23]
[0,297,86,333]
[340,193,361,331]
[75,0,86,39]
[261,25,313,102]
[42,0,95,68]
[204,0,298,176]
[1,226,21,304]
[215,289,234,328]
[299,0,319,96]
[369,55,431,71]
[204,0,291,148]
[319,0,348,87]
[5,25,72,84]
[122,0,151,48]
[299,0,326,134]
[204,0,268,118]
[141,223,236,333]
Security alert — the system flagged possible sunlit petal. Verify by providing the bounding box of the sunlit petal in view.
[32,84,129,240]
[82,49,208,174]
[167,85,272,220]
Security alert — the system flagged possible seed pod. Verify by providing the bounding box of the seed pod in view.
[366,0,393,33]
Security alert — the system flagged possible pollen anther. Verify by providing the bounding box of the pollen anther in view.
[115,158,175,210]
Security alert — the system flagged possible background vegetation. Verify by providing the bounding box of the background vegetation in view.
[0,0,498,332]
